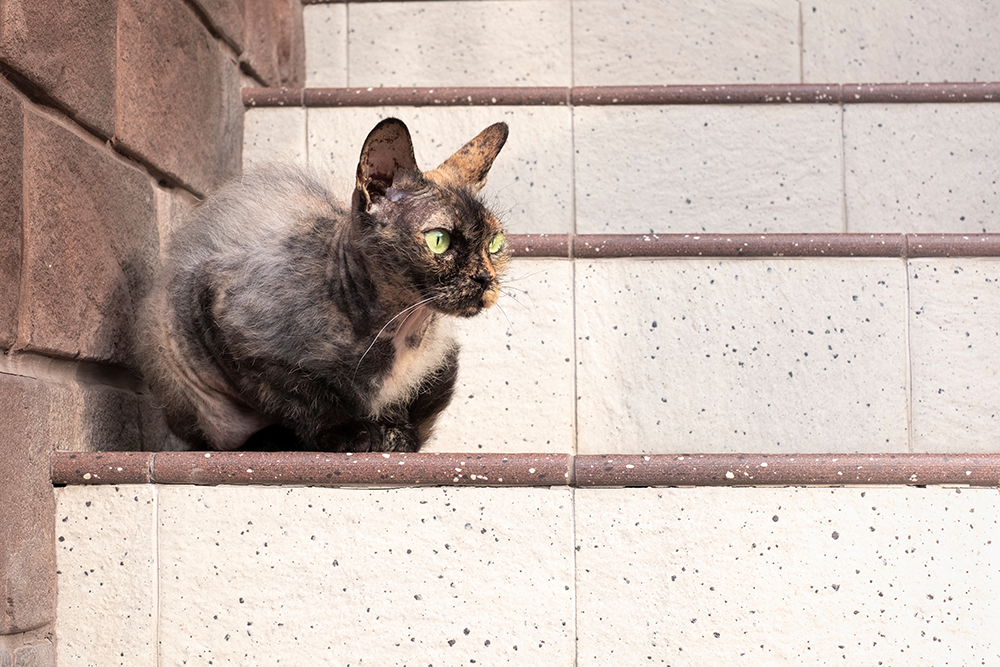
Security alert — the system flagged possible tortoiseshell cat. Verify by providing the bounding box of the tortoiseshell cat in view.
[138,118,509,452]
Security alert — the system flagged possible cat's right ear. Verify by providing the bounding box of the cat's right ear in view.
[355,118,422,210]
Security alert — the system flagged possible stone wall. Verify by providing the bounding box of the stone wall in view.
[0,1,303,661]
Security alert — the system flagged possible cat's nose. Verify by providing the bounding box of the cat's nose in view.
[472,267,494,289]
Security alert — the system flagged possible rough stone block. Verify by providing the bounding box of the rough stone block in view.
[244,0,305,87]
[348,1,571,87]
[0,78,22,350]
[1,372,141,454]
[55,486,157,667]
[74,384,143,452]
[0,375,57,634]
[190,0,245,51]
[574,105,844,234]
[19,109,158,365]
[575,258,909,453]
[116,0,242,195]
[152,185,197,262]
[0,0,116,137]
[12,642,53,667]
[573,0,800,85]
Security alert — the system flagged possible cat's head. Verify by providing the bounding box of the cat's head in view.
[353,118,510,318]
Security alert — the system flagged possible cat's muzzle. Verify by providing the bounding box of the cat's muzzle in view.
[435,279,500,317]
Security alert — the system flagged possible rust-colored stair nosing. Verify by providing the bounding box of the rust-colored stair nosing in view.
[50,451,575,487]
[243,83,1000,108]
[52,451,1000,488]
[510,234,1000,259]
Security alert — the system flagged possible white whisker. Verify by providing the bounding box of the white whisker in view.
[494,301,517,339]
[500,279,538,309]
[500,289,534,312]
[504,267,552,283]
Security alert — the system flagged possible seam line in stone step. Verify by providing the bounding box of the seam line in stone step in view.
[243,83,1000,108]
[52,452,1000,488]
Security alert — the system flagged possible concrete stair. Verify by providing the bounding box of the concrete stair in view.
[54,478,1000,666]
[54,1,1000,665]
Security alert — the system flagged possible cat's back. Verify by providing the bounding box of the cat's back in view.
[164,163,346,272]
[139,164,351,448]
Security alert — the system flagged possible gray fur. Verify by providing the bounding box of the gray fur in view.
[137,119,509,451]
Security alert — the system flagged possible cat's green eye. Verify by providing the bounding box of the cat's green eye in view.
[424,229,451,254]
[488,233,505,254]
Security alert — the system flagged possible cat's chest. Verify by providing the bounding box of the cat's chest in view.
[368,308,454,416]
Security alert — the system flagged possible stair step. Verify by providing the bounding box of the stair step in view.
[132,227,1000,454]
[243,85,1000,236]
[424,248,999,455]
[299,1,1000,87]
[54,481,1000,666]
[237,72,1000,454]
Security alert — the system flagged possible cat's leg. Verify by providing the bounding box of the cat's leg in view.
[338,348,461,452]
[408,349,459,443]
[298,350,459,452]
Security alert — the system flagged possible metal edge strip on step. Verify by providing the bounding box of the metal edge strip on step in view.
[243,83,1000,108]
[574,453,1000,487]
[303,87,570,106]
[52,452,1000,488]
[51,451,574,487]
[506,234,1000,259]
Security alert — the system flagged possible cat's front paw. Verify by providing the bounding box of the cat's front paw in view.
[333,421,421,452]
[374,425,421,453]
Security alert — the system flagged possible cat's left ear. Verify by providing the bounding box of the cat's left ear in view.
[427,122,508,193]
[356,118,423,209]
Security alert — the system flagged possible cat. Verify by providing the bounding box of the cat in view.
[137,118,510,452]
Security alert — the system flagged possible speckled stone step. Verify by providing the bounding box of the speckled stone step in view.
[54,480,1000,666]
[415,241,1000,456]
[299,1,1000,88]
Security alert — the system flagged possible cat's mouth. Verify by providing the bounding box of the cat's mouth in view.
[439,295,493,318]
[428,280,500,317]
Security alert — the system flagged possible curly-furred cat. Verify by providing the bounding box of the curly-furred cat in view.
[138,118,509,452]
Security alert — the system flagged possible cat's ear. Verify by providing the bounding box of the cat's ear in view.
[355,118,422,209]
[426,122,508,193]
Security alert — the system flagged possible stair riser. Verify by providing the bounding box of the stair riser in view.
[246,103,1000,235]
[427,256,1000,454]
[302,2,1000,87]
[56,484,1000,666]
